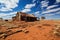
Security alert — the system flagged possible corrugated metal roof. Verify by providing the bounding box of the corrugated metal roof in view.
[19,12,36,17]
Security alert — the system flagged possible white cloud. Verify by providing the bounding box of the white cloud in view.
[0,12,17,18]
[21,3,35,12]
[21,9,31,12]
[41,1,49,7]
[44,14,55,16]
[0,0,19,11]
[35,11,40,14]
[42,8,60,14]
[56,0,60,3]
[34,11,40,17]
[56,11,60,14]
[47,5,58,10]
[32,0,36,3]
[0,13,7,17]
[25,3,36,9]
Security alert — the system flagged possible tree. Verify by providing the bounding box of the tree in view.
[41,16,45,20]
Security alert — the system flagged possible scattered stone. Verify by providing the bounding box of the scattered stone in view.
[22,29,29,34]
[53,25,60,36]
[24,31,29,34]
[15,30,23,33]
[0,33,7,39]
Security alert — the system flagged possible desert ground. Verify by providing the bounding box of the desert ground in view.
[0,20,60,40]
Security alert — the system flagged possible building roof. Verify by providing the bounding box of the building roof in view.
[26,14,35,17]
[17,12,36,17]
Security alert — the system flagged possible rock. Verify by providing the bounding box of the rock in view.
[24,31,29,33]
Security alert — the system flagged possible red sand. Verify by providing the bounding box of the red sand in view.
[0,20,60,40]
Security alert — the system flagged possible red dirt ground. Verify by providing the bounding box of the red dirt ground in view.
[0,20,60,40]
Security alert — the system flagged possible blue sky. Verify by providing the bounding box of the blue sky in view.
[0,0,60,20]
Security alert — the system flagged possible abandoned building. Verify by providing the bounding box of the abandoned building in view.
[12,12,37,21]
